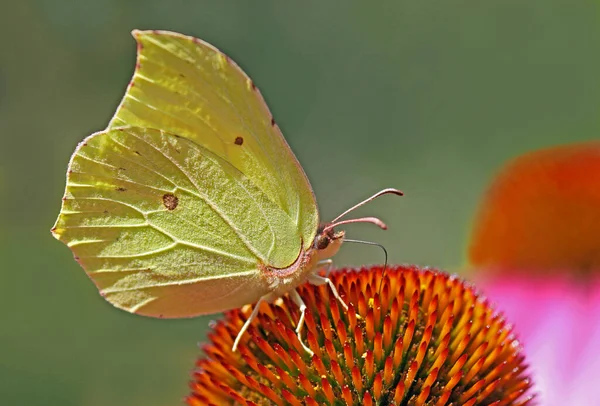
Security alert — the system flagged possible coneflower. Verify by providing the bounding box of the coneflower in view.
[469,142,600,404]
[187,265,533,405]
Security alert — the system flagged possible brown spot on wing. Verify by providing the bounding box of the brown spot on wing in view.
[162,193,179,210]
[234,137,244,146]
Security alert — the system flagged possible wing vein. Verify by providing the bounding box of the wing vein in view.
[124,87,226,151]
[103,269,257,293]
[125,129,270,260]
[66,196,147,215]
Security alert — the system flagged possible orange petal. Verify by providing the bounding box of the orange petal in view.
[469,142,600,274]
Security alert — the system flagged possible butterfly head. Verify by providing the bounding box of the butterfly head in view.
[313,224,345,260]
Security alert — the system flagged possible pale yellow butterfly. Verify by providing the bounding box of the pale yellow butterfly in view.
[51,30,402,353]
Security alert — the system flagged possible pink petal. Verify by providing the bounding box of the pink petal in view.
[477,275,600,405]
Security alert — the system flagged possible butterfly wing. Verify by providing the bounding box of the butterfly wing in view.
[109,30,319,256]
[52,126,303,317]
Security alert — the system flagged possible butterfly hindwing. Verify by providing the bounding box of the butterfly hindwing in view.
[52,126,302,316]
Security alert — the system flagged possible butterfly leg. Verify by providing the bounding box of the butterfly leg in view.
[307,273,349,311]
[289,289,314,356]
[232,294,269,352]
[316,259,333,275]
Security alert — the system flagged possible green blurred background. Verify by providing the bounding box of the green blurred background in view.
[1,1,599,405]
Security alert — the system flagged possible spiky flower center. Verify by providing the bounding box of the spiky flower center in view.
[188,266,532,405]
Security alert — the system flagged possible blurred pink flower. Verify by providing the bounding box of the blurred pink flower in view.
[468,142,600,405]
[479,275,600,405]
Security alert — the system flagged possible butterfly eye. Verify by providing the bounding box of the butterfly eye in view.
[314,234,330,250]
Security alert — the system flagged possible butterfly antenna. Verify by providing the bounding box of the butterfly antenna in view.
[322,188,404,233]
[344,239,389,297]
[325,189,401,299]
[331,188,404,224]
[343,239,388,268]
[322,217,388,233]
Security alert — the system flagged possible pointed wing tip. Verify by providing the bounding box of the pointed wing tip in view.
[131,29,164,37]
[131,29,154,42]
[130,29,157,43]
[129,29,212,49]
[131,29,184,40]
[130,29,194,54]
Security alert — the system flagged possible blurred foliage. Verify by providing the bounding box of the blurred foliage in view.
[1,0,599,405]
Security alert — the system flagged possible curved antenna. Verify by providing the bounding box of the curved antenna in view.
[322,217,388,233]
[328,188,402,299]
[331,188,403,224]
[343,239,388,269]
[344,238,390,296]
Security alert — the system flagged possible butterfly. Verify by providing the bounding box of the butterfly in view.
[51,30,402,354]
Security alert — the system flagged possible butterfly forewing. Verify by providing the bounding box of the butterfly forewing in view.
[108,30,319,257]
